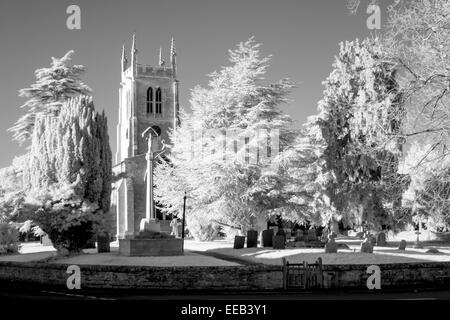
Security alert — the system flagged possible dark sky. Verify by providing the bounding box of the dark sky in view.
[0,0,392,167]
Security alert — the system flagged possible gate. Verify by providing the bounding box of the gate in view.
[282,257,324,290]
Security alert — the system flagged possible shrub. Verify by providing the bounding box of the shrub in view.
[0,223,21,255]
[27,184,101,253]
[187,216,219,241]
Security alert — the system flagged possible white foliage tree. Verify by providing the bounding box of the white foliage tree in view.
[383,0,450,168]
[155,38,307,239]
[0,155,28,223]
[9,50,91,145]
[383,0,450,229]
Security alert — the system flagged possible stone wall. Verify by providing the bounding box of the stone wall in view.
[321,262,450,289]
[0,262,282,291]
[1,261,450,291]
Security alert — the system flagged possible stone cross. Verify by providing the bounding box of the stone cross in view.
[414,230,423,249]
[139,127,165,232]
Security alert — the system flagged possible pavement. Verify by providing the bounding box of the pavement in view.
[0,280,449,300]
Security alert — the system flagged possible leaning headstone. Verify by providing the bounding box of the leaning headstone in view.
[262,229,273,247]
[398,240,407,250]
[272,235,286,249]
[337,243,350,250]
[360,234,374,253]
[246,230,258,248]
[233,235,245,249]
[376,232,387,247]
[324,232,338,253]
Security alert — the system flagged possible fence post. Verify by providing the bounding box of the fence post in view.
[282,258,287,290]
[317,257,323,288]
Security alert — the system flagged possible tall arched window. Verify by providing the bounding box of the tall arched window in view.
[155,88,162,114]
[146,87,153,113]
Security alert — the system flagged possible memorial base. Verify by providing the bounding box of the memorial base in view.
[140,218,161,233]
[119,238,183,256]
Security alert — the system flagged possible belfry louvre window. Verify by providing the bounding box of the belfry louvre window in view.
[146,87,153,113]
[155,88,162,114]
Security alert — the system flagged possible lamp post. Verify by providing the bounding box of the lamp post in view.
[414,215,423,249]
[181,191,187,252]
[413,199,423,249]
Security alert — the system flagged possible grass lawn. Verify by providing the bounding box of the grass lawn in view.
[3,230,450,267]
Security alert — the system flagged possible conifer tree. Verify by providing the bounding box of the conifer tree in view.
[24,95,112,252]
[306,39,410,232]
[9,50,91,145]
[155,38,307,239]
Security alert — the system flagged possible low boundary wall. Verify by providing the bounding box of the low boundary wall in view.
[1,260,450,291]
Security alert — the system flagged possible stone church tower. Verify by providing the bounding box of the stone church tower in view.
[112,34,180,239]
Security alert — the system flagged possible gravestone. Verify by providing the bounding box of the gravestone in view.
[233,235,245,249]
[262,229,273,247]
[307,229,317,242]
[360,234,374,253]
[276,228,286,240]
[398,240,407,250]
[41,234,53,247]
[246,230,258,248]
[324,232,338,253]
[295,230,304,241]
[272,235,286,249]
[284,228,292,240]
[376,232,387,247]
[97,234,111,253]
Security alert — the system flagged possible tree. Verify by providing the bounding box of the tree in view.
[402,140,450,230]
[383,0,450,168]
[9,50,91,145]
[382,0,450,230]
[0,155,27,223]
[306,38,410,232]
[23,95,112,252]
[155,38,304,240]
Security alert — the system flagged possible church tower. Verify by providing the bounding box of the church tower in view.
[112,34,180,239]
[116,34,179,162]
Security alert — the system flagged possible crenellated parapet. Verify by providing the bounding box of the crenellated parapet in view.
[136,64,175,78]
